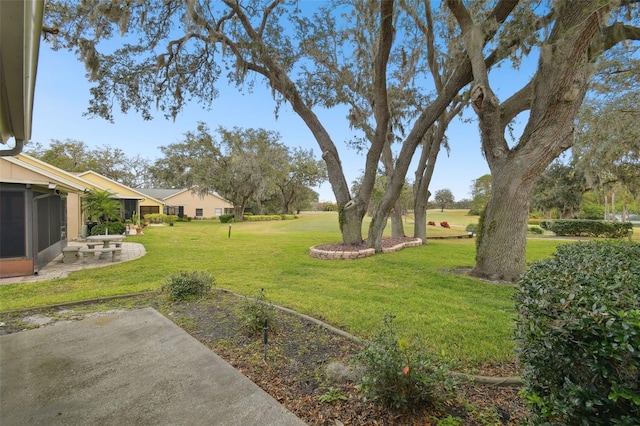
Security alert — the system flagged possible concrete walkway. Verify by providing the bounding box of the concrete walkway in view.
[0,241,146,285]
[0,308,307,426]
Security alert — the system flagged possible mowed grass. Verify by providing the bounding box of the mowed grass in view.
[0,210,563,367]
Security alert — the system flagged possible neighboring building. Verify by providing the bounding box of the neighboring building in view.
[75,171,163,221]
[137,188,233,219]
[0,155,164,278]
[0,155,89,277]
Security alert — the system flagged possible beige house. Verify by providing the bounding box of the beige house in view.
[136,188,233,219]
[75,171,163,220]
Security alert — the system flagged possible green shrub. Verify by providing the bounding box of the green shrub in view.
[90,221,125,236]
[162,271,215,301]
[540,219,633,238]
[219,214,234,223]
[465,223,478,234]
[528,218,546,225]
[528,226,543,234]
[580,202,606,220]
[241,288,276,336]
[514,241,640,425]
[352,314,455,409]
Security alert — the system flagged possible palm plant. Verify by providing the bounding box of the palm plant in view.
[83,189,122,223]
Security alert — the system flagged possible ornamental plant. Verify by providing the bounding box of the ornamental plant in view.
[514,241,640,425]
[90,221,125,236]
[352,314,455,409]
[440,221,450,228]
[241,288,277,336]
[162,271,215,301]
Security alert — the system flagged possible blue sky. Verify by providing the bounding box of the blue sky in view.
[29,30,535,203]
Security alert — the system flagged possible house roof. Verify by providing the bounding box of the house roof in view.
[10,153,107,191]
[137,187,230,203]
[1,155,90,193]
[75,171,163,203]
[136,188,187,200]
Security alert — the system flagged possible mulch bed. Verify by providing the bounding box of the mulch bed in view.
[313,237,419,252]
[162,290,529,425]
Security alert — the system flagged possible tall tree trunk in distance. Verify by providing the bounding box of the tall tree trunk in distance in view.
[413,120,446,243]
[382,133,405,238]
[389,203,405,237]
[234,199,248,221]
[413,192,430,243]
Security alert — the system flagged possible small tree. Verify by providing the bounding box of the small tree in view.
[434,189,454,212]
[83,189,122,223]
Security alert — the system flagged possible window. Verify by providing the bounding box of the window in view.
[140,206,159,218]
[195,208,203,217]
[1,191,26,257]
[215,208,222,216]
[165,205,183,216]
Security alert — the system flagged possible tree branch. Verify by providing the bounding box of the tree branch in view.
[362,0,395,201]
[589,23,640,59]
[500,81,533,127]
[258,0,281,37]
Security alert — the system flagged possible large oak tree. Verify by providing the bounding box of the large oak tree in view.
[447,0,640,280]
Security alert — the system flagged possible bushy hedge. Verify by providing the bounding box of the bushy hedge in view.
[540,219,633,238]
[528,226,543,234]
[243,214,298,221]
[90,221,125,236]
[144,213,179,224]
[514,241,640,425]
[218,214,234,223]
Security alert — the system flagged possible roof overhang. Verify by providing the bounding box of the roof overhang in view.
[1,178,85,194]
[0,0,44,155]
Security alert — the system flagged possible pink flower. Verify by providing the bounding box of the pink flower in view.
[402,365,410,375]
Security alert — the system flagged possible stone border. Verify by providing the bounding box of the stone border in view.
[309,238,423,260]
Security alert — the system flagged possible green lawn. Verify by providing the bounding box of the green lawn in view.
[0,210,563,367]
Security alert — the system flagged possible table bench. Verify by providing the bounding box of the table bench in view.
[62,246,81,264]
[86,242,122,249]
[79,247,122,262]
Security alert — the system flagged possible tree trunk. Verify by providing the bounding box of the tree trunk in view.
[471,170,534,282]
[413,193,429,243]
[451,0,603,281]
[390,203,405,237]
[340,201,366,244]
[611,189,616,220]
[233,201,246,221]
[381,127,405,238]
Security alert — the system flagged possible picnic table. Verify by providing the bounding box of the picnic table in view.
[84,235,125,260]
